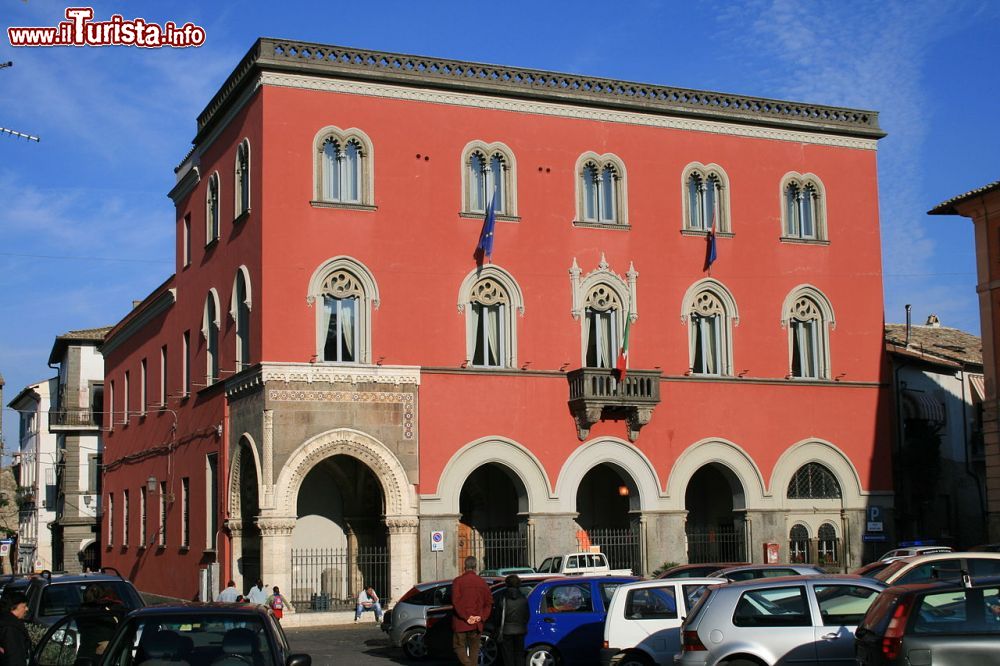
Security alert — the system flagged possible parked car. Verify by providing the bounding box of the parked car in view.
[851,561,893,579]
[878,546,953,561]
[32,602,310,665]
[600,577,721,666]
[0,568,145,628]
[855,577,1000,665]
[706,564,826,581]
[677,574,884,666]
[655,563,746,579]
[383,578,455,659]
[537,552,633,576]
[873,552,1000,585]
[523,575,639,666]
[481,567,537,577]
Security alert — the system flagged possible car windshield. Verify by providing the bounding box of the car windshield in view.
[106,613,276,665]
[40,581,139,617]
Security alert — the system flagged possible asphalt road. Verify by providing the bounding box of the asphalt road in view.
[286,623,453,666]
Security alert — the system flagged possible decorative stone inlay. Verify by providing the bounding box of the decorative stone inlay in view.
[385,516,420,534]
[229,449,242,518]
[791,297,821,322]
[321,269,365,300]
[691,291,725,317]
[262,410,274,486]
[255,517,297,536]
[268,389,415,440]
[226,363,421,398]
[278,429,415,519]
[570,255,638,322]
[471,279,509,307]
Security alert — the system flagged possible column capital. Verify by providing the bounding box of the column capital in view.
[385,515,420,534]
[255,516,296,536]
[225,519,244,536]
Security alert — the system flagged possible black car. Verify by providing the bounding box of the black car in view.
[1,568,145,627]
[33,602,311,666]
[855,576,1000,665]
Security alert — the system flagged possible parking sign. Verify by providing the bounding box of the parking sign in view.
[430,530,444,552]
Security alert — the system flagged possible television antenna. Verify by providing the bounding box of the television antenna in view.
[1,62,40,142]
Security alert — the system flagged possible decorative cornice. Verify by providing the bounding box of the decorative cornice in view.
[102,288,177,358]
[259,72,879,151]
[167,165,201,204]
[197,39,883,144]
[226,362,421,398]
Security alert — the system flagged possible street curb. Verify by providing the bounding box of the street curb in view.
[281,610,382,628]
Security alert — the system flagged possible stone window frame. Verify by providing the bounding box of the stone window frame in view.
[459,140,519,220]
[780,285,835,380]
[311,125,376,210]
[789,523,810,563]
[681,161,733,235]
[202,288,222,385]
[205,171,221,246]
[230,266,253,371]
[457,265,525,368]
[306,256,380,364]
[570,255,638,367]
[780,171,828,243]
[680,278,739,376]
[817,522,840,564]
[234,138,251,221]
[574,152,629,228]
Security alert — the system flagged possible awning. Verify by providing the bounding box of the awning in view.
[903,390,945,423]
[969,373,986,402]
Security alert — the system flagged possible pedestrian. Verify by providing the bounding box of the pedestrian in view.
[217,579,239,603]
[451,556,492,666]
[0,591,30,666]
[497,574,528,666]
[267,586,286,620]
[247,579,267,606]
[355,585,384,623]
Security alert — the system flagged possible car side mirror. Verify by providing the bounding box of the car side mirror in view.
[287,654,312,666]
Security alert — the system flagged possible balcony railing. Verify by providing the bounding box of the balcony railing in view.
[49,409,100,428]
[567,368,662,441]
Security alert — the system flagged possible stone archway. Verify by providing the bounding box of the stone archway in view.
[227,436,262,594]
[267,428,418,603]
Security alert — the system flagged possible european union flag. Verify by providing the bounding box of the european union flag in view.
[474,190,497,265]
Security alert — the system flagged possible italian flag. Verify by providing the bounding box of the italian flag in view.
[616,316,632,381]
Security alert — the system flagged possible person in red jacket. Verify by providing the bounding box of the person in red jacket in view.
[451,556,493,666]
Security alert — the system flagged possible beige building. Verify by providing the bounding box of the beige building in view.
[930,180,1000,540]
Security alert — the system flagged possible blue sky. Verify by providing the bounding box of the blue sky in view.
[1,1,997,449]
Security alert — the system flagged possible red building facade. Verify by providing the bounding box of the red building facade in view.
[102,39,893,603]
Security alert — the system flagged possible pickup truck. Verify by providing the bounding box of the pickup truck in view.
[537,552,633,576]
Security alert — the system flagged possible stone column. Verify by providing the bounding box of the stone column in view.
[527,513,579,562]
[642,510,688,570]
[226,519,244,593]
[256,516,297,611]
[385,516,419,602]
[419,514,461,582]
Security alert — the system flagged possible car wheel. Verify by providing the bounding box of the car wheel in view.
[618,653,652,666]
[401,628,429,660]
[526,645,557,666]
[478,633,499,666]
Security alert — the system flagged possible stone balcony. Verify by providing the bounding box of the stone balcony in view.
[566,368,662,442]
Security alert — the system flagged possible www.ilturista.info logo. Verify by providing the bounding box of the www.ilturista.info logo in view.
[8,7,206,48]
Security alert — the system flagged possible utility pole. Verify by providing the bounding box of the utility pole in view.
[1,61,40,142]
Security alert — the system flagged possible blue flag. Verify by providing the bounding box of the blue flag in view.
[475,190,497,264]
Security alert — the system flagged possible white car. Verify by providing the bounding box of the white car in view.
[600,577,722,666]
[874,551,1000,584]
[878,545,952,561]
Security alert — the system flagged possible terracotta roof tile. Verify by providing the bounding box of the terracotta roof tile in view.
[885,323,982,366]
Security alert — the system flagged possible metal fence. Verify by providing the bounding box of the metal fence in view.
[461,527,531,571]
[686,526,746,563]
[581,527,642,574]
[290,546,390,612]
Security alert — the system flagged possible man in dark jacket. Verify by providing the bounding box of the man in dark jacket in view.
[0,591,31,666]
[498,574,529,666]
[451,556,492,666]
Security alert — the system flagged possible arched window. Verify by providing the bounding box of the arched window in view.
[781,173,827,241]
[313,126,374,207]
[463,142,516,216]
[576,153,627,226]
[584,283,623,368]
[234,139,250,219]
[782,285,835,379]
[683,163,731,232]
[681,279,738,376]
[307,257,379,364]
[818,523,839,565]
[205,172,220,244]
[202,290,221,385]
[789,524,809,563]
[787,462,842,499]
[231,268,252,370]
[458,266,525,368]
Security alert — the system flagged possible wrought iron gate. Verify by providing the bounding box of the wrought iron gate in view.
[686,524,746,563]
[290,546,390,611]
[459,526,530,571]
[581,527,642,574]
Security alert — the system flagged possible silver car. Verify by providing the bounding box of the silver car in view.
[383,579,453,659]
[677,575,884,666]
[706,564,826,582]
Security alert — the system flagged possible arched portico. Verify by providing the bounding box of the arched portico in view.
[227,435,263,593]
[263,428,419,604]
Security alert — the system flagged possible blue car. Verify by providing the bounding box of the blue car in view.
[524,575,639,666]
